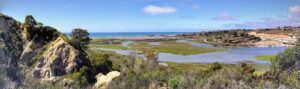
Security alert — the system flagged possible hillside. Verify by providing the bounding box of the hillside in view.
[179,27,299,47]
[0,14,94,88]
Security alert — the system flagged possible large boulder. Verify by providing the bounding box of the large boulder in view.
[93,71,121,89]
[33,37,89,81]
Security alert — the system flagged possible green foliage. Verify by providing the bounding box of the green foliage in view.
[24,15,37,40]
[24,15,37,26]
[69,28,91,51]
[168,76,183,89]
[89,39,127,50]
[37,22,43,27]
[143,49,159,69]
[23,15,60,42]
[63,66,90,87]
[270,43,300,88]
[88,50,112,74]
[129,41,225,55]
[59,33,70,42]
[78,67,89,86]
[89,43,128,50]
[208,62,223,71]
[255,55,275,62]
[182,30,261,46]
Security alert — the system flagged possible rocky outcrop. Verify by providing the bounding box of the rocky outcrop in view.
[33,37,89,81]
[0,14,23,65]
[0,14,93,84]
[93,71,121,89]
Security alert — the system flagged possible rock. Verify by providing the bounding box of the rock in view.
[158,62,168,67]
[33,37,88,81]
[93,71,121,89]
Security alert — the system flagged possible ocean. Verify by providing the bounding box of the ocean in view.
[65,32,191,38]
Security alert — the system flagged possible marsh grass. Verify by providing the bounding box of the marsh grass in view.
[255,55,275,62]
[128,41,224,55]
[89,39,128,50]
[89,44,128,50]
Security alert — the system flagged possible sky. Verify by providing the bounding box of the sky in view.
[1,0,300,32]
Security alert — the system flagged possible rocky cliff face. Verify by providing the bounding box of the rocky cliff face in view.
[0,14,92,84]
[0,14,23,66]
[33,37,90,81]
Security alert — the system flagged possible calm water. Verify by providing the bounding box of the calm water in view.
[98,40,287,64]
[65,32,190,38]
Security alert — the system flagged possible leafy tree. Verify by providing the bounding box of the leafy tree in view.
[24,15,37,27]
[24,15,38,40]
[69,28,91,51]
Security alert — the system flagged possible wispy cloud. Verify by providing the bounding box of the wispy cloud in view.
[289,5,300,23]
[143,5,176,15]
[223,5,300,29]
[211,12,237,21]
[289,5,300,14]
[223,17,299,29]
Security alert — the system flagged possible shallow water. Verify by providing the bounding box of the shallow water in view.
[100,40,287,64]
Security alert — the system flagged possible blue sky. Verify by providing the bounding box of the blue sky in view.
[1,0,300,32]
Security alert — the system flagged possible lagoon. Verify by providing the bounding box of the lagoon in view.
[98,40,287,64]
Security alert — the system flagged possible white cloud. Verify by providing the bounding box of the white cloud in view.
[223,17,299,29]
[289,5,300,14]
[288,5,300,23]
[143,5,176,15]
[211,12,237,21]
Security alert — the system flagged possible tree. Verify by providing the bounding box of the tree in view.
[24,15,38,40]
[24,15,37,27]
[69,28,91,51]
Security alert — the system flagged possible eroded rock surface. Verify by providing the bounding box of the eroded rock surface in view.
[0,14,92,84]
[33,37,88,81]
[94,71,121,89]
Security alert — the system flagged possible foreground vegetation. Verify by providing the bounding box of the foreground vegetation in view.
[106,51,273,89]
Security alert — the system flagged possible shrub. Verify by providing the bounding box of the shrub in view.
[270,45,300,88]
[168,76,183,89]
[142,49,159,70]
[88,50,112,74]
[208,62,222,71]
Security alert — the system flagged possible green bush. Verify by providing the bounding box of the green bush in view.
[168,76,183,89]
[270,45,300,88]
[88,50,112,74]
[208,62,222,71]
